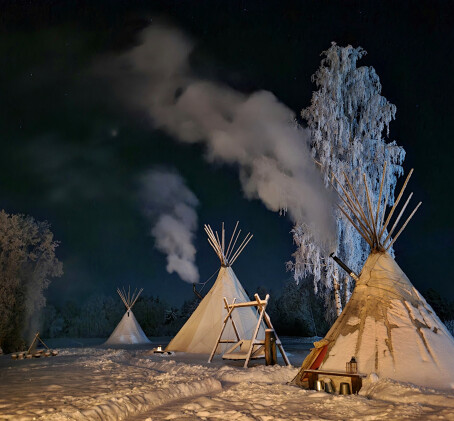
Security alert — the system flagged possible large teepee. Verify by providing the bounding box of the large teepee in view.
[292,166,454,389]
[166,222,264,354]
[104,287,151,345]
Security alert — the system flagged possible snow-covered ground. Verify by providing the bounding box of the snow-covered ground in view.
[0,337,453,420]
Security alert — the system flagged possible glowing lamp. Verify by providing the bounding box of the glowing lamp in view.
[346,356,357,374]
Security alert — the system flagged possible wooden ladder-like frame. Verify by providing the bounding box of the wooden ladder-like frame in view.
[208,293,291,368]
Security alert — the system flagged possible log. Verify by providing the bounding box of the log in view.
[265,329,277,366]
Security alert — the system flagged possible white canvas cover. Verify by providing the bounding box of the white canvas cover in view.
[104,310,151,345]
[293,252,454,389]
[166,266,264,354]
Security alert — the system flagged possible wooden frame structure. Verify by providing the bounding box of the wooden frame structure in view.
[208,293,290,368]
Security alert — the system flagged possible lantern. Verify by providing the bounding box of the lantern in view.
[346,356,357,373]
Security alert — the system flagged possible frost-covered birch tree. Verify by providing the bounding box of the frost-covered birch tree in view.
[290,44,405,318]
[0,210,63,352]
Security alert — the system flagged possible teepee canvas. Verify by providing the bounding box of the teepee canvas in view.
[166,222,264,354]
[292,167,454,389]
[104,287,151,345]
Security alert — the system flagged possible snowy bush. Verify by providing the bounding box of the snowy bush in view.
[290,44,405,320]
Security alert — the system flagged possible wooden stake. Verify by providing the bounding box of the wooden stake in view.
[385,202,422,251]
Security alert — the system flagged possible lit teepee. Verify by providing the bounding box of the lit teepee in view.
[104,287,151,345]
[292,165,454,389]
[166,222,263,354]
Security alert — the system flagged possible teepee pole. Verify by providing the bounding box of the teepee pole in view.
[375,161,387,230]
[227,229,242,262]
[230,233,253,265]
[333,173,374,238]
[130,288,143,309]
[341,171,376,237]
[379,168,414,238]
[117,288,129,309]
[225,221,239,260]
[207,236,221,259]
[385,202,422,251]
[337,205,373,247]
[378,194,389,241]
[205,225,223,260]
[222,222,225,255]
[205,225,218,249]
[215,230,221,252]
[334,184,374,241]
[383,193,413,246]
[363,174,379,246]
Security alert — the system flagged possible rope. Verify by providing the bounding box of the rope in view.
[198,268,220,293]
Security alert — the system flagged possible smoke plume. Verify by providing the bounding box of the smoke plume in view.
[140,169,199,284]
[117,25,334,241]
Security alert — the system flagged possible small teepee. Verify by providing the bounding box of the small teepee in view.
[166,222,263,354]
[104,287,151,345]
[292,165,454,389]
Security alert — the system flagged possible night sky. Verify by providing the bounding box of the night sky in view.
[1,1,453,307]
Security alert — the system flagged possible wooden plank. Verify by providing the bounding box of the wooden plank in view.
[228,300,268,308]
[243,304,266,368]
[224,297,240,342]
[208,298,237,363]
[303,369,366,378]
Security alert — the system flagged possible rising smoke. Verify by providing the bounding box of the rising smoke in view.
[116,25,334,242]
[140,169,199,284]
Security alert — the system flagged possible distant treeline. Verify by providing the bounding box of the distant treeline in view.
[41,285,454,341]
[41,281,331,340]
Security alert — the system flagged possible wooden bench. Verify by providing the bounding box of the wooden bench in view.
[302,369,366,394]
